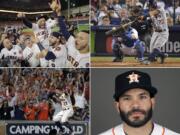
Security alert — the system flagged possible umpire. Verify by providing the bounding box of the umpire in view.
[130,6,152,49]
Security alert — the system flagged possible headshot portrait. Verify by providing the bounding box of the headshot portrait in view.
[91,68,180,135]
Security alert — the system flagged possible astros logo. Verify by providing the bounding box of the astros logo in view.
[127,72,140,84]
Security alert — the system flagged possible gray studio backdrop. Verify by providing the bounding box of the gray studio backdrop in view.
[91,68,180,135]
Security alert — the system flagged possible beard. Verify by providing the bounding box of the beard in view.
[119,106,153,128]
[49,41,56,46]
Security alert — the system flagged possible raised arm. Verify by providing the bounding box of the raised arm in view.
[49,0,71,40]
[17,12,33,28]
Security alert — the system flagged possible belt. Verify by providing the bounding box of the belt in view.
[155,29,166,32]
[64,108,70,110]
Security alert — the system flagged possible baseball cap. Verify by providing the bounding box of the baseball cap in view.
[51,32,62,38]
[114,70,157,101]
[37,14,48,21]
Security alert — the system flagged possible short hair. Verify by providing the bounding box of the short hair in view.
[80,30,89,34]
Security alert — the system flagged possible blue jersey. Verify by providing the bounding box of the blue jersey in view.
[122,27,139,47]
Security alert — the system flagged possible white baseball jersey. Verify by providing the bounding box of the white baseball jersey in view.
[99,123,180,135]
[23,43,40,67]
[48,44,67,67]
[32,18,57,49]
[0,45,23,66]
[53,93,74,123]
[66,36,90,68]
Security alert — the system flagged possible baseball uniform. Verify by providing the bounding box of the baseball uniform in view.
[46,44,67,67]
[150,7,169,53]
[0,45,23,67]
[32,19,56,50]
[99,123,180,135]
[53,93,74,123]
[57,16,89,68]
[23,43,40,67]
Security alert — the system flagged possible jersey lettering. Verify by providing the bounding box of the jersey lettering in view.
[67,55,79,67]
[26,52,33,61]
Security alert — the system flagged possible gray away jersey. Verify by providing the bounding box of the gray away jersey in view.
[151,7,168,31]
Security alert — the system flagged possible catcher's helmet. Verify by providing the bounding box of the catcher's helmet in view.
[121,18,131,25]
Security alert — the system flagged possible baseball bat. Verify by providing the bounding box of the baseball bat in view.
[105,20,136,36]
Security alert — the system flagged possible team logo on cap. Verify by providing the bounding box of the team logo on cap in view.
[127,72,140,84]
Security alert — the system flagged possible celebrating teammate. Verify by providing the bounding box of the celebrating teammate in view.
[23,36,41,67]
[17,12,57,50]
[49,0,90,68]
[0,37,23,67]
[100,70,180,135]
[37,32,67,67]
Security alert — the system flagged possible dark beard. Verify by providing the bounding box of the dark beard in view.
[50,42,56,46]
[119,107,153,128]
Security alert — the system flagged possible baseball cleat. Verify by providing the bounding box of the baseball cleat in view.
[141,59,151,65]
[160,53,168,64]
[112,58,123,62]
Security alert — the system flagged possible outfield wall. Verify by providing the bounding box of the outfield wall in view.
[0,121,89,135]
[91,26,180,57]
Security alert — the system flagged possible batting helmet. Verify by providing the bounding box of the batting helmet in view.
[148,0,157,9]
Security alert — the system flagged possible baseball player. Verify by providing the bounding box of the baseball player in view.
[112,19,145,63]
[99,70,180,135]
[22,36,41,67]
[17,12,57,50]
[144,0,169,64]
[0,37,23,67]
[37,32,67,67]
[49,0,90,68]
[52,91,74,134]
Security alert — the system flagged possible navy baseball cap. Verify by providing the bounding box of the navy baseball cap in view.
[51,32,62,38]
[37,14,48,21]
[114,70,158,101]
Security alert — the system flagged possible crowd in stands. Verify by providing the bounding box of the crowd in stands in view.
[0,68,89,121]
[91,0,180,26]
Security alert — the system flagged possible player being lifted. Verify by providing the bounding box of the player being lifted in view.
[144,0,169,64]
[17,12,57,67]
[51,91,74,135]
[49,0,90,68]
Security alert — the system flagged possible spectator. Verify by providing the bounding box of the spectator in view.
[14,101,26,120]
[97,4,109,25]
[101,15,111,26]
[37,98,49,120]
[157,0,166,9]
[118,8,129,20]
[167,0,180,18]
[0,99,13,120]
[24,101,37,120]
[113,0,122,11]
[91,10,98,26]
